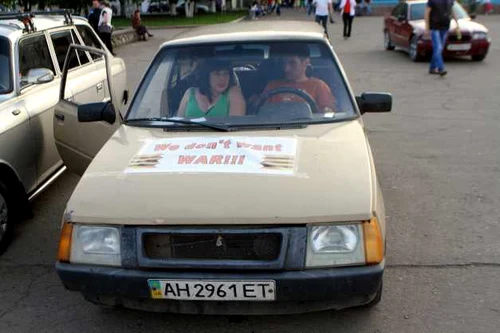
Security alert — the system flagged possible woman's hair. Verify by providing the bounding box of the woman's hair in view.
[133,9,140,16]
[196,60,235,102]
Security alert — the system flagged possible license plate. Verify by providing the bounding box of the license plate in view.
[148,279,276,301]
[447,43,471,51]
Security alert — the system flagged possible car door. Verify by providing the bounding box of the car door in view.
[391,4,408,47]
[53,45,121,176]
[400,4,414,49]
[17,32,63,187]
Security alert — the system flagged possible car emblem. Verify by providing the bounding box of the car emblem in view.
[216,236,223,247]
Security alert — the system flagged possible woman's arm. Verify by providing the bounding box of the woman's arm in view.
[177,88,191,117]
[228,86,246,116]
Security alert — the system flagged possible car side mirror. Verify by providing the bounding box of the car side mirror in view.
[78,101,116,124]
[26,68,55,85]
[397,15,407,22]
[356,93,392,114]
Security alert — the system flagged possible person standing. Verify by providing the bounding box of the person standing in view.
[313,0,334,38]
[99,1,115,55]
[425,0,457,76]
[340,0,356,39]
[88,0,102,34]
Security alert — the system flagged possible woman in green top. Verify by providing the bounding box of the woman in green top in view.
[177,61,246,118]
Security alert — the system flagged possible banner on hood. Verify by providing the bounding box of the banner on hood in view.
[125,137,298,175]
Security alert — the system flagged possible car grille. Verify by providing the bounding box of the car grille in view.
[143,233,282,261]
[448,34,471,42]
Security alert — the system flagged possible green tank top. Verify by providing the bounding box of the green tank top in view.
[185,88,230,118]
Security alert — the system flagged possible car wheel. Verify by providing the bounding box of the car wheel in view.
[384,30,395,51]
[409,36,423,62]
[0,180,14,254]
[472,54,486,61]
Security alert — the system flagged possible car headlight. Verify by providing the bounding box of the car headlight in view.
[472,32,488,40]
[70,225,121,266]
[306,224,365,268]
[306,219,384,268]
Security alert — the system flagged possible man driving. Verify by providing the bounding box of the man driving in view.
[263,44,336,113]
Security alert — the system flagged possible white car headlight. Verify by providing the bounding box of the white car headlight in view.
[306,224,365,268]
[472,32,488,40]
[70,225,121,266]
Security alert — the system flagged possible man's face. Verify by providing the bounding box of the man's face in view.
[283,56,309,81]
[92,0,99,8]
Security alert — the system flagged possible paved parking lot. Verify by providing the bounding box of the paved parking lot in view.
[1,12,499,333]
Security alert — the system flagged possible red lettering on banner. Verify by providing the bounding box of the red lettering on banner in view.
[178,155,196,164]
[252,145,262,151]
[237,142,252,149]
[219,140,231,149]
[185,143,196,150]
[238,155,246,165]
[206,142,217,149]
[223,156,231,164]
[230,156,238,165]
[275,144,283,152]
[209,155,223,164]
[155,143,170,152]
[194,155,208,165]
[263,145,273,151]
[195,144,206,149]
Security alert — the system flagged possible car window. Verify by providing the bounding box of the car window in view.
[76,25,104,60]
[50,29,89,72]
[391,4,404,17]
[0,37,12,94]
[127,41,357,127]
[18,34,55,88]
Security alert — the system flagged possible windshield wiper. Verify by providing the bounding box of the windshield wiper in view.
[125,117,232,132]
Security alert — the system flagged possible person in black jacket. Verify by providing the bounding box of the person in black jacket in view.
[88,0,102,33]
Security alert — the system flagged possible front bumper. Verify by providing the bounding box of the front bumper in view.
[418,38,490,57]
[56,262,384,315]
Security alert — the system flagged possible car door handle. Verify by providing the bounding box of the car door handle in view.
[12,109,21,116]
[55,113,65,122]
[96,83,103,92]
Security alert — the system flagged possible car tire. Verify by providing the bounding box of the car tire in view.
[472,54,486,61]
[0,180,15,255]
[384,30,395,51]
[409,36,423,62]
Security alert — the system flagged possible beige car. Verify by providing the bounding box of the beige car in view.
[0,11,127,253]
[55,21,392,315]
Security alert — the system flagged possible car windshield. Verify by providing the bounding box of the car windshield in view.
[410,2,469,21]
[126,41,357,128]
[0,37,12,94]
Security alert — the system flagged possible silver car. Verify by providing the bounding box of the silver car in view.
[0,10,128,253]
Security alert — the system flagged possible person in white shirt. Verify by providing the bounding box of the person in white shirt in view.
[98,0,115,55]
[313,0,334,38]
[340,0,356,39]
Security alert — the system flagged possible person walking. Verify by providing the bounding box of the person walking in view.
[88,0,102,34]
[340,0,356,39]
[425,0,457,76]
[313,0,334,38]
[98,1,115,55]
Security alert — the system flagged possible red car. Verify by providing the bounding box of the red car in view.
[384,0,491,62]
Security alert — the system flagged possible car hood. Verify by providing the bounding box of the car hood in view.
[65,120,375,226]
[411,18,488,34]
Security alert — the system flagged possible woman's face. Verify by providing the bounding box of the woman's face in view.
[209,70,230,95]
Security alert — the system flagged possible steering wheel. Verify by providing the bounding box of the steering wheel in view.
[254,87,319,115]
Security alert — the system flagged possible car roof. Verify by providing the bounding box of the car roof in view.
[0,14,88,39]
[162,20,326,47]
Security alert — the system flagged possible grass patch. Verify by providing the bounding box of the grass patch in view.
[113,12,247,28]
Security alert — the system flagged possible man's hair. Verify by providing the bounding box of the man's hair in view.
[274,43,310,59]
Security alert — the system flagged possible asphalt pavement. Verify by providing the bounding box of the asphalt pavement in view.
[0,10,499,333]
